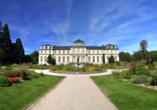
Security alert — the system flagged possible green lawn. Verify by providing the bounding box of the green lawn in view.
[0,71,65,110]
[91,75,157,110]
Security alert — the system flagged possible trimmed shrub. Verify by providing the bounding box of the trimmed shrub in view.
[125,71,132,79]
[0,77,11,87]
[132,75,149,84]
[3,71,17,77]
[135,64,145,75]
[109,55,115,63]
[11,63,18,67]
[151,75,157,85]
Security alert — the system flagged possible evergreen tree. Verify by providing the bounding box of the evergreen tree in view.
[1,24,12,64]
[0,47,5,63]
[47,54,53,65]
[30,50,39,63]
[0,21,3,38]
[33,56,38,64]
[109,55,115,63]
[103,53,105,64]
[16,38,24,64]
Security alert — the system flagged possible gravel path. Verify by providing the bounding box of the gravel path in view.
[30,75,117,110]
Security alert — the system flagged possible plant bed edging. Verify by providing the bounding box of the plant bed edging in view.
[49,70,107,74]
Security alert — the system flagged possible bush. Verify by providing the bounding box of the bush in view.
[20,72,28,80]
[151,75,157,85]
[112,71,124,79]
[0,77,11,87]
[5,66,12,71]
[132,75,149,84]
[130,61,136,75]
[138,59,147,66]
[28,74,38,79]
[9,78,20,83]
[39,72,44,77]
[115,61,120,66]
[135,64,145,75]
[125,71,132,79]
[11,63,18,67]
[143,70,151,77]
[109,55,115,63]
[148,63,155,70]
[92,68,101,71]
[3,71,17,77]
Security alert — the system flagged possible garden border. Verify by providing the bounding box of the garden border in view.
[49,70,107,74]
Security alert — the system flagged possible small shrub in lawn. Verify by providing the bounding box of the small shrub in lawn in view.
[0,77,11,87]
[39,72,44,77]
[132,75,149,84]
[112,71,123,79]
[9,78,20,83]
[11,63,18,67]
[20,72,28,80]
[3,71,17,77]
[125,71,132,79]
[135,64,145,75]
[151,75,157,85]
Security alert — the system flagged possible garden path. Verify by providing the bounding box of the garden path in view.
[28,69,121,110]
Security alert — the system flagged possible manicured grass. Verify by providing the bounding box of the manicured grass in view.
[0,72,65,110]
[91,75,157,110]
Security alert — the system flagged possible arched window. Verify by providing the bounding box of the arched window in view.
[63,56,65,62]
[58,56,60,62]
[115,46,117,49]
[41,56,43,62]
[88,56,90,62]
[67,56,69,62]
[93,56,95,62]
[97,56,99,62]
[45,56,47,62]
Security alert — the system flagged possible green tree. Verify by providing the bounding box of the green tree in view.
[109,55,115,63]
[47,54,53,65]
[30,50,39,63]
[103,53,105,64]
[140,40,148,52]
[0,47,5,62]
[33,56,38,64]
[149,51,157,63]
[119,52,131,62]
[16,38,24,64]
[1,24,12,64]
[0,21,3,39]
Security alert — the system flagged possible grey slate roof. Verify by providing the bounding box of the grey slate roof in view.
[54,46,71,50]
[72,39,86,46]
[41,44,52,46]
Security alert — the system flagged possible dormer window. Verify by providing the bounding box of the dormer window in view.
[107,46,109,48]
[45,47,47,49]
[50,47,51,49]
[111,46,113,49]
[115,46,117,49]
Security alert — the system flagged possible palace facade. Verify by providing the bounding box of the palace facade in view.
[38,39,119,65]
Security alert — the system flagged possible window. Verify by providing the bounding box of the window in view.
[111,46,113,49]
[67,50,69,54]
[101,56,103,62]
[93,56,95,62]
[97,56,99,62]
[107,50,109,54]
[55,51,56,54]
[88,51,90,54]
[63,56,65,62]
[115,50,117,53]
[97,50,99,54]
[82,56,84,62]
[49,51,51,54]
[115,46,117,49]
[45,56,47,62]
[107,56,109,61]
[50,47,51,49]
[93,50,95,54]
[101,50,103,54]
[45,51,46,54]
[111,50,113,54]
[73,50,75,54]
[88,56,90,62]
[78,50,80,54]
[45,46,47,49]
[83,50,84,54]
[73,56,75,62]
[115,56,117,60]
[63,50,65,54]
[41,51,43,54]
[59,51,60,54]
[107,46,109,48]
[67,56,69,62]
[58,56,60,62]
[41,56,43,62]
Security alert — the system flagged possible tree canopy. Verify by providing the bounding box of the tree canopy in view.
[119,52,131,62]
[109,55,115,63]
[140,40,148,52]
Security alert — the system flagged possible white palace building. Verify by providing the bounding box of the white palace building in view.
[38,39,119,65]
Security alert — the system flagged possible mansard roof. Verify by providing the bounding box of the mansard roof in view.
[41,44,52,46]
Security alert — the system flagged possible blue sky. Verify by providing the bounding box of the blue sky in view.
[0,0,157,54]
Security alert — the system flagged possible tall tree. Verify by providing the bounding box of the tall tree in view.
[30,50,39,63]
[16,38,24,64]
[109,55,115,63]
[47,54,53,65]
[0,21,3,38]
[0,47,5,63]
[140,40,148,52]
[1,24,12,64]
[103,53,105,64]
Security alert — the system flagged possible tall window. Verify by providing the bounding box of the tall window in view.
[93,56,95,62]
[107,56,109,61]
[41,51,43,54]
[97,56,99,62]
[78,50,80,54]
[115,46,117,49]
[107,50,109,54]
[101,50,103,54]
[88,56,90,62]
[97,50,99,54]
[63,50,65,54]
[115,56,117,60]
[101,56,103,62]
[111,46,113,49]
[82,56,84,62]
[115,50,117,53]
[55,51,56,54]
[45,51,46,54]
[93,50,95,54]
[45,46,47,49]
[111,50,113,54]
[73,50,75,54]
[58,56,60,62]
[45,56,47,62]
[49,51,51,54]
[63,56,65,62]
[67,56,69,62]
[41,56,43,62]
[67,50,69,54]
[88,51,90,54]
[73,56,75,62]
[59,51,60,54]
